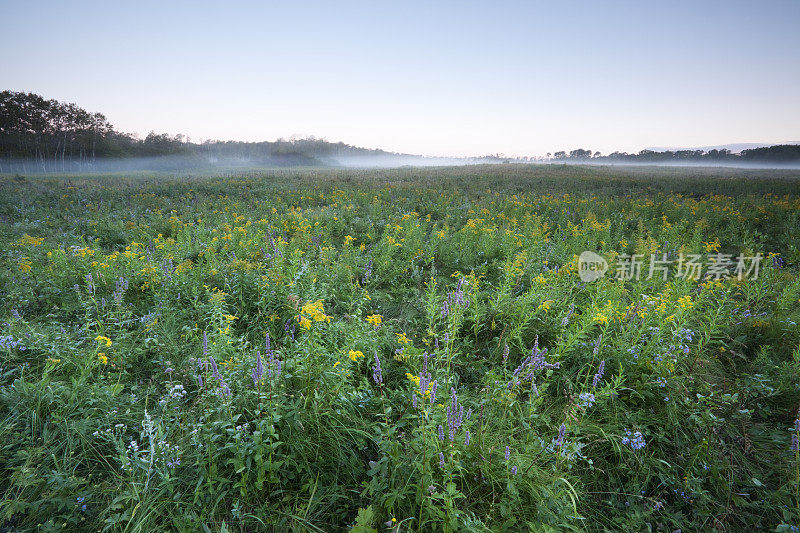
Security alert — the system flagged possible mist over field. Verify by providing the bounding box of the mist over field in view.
[3,91,800,174]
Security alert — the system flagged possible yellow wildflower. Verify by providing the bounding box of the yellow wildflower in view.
[300,300,331,322]
[95,335,112,347]
[18,234,44,246]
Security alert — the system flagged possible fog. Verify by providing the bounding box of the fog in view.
[2,155,800,176]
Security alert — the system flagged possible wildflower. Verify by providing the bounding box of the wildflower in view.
[446,387,465,441]
[502,343,509,364]
[0,335,26,351]
[348,349,365,362]
[593,312,609,325]
[300,300,331,323]
[504,445,511,461]
[252,350,263,385]
[622,429,646,450]
[362,258,373,283]
[439,452,445,468]
[372,352,383,385]
[561,303,575,326]
[208,356,231,398]
[592,360,606,387]
[98,353,108,365]
[593,334,602,356]
[168,384,186,401]
[511,466,518,475]
[508,336,559,389]
[464,430,471,446]
[578,392,595,408]
[441,278,470,318]
[555,423,566,447]
[95,335,112,347]
[365,314,382,326]
[438,425,444,441]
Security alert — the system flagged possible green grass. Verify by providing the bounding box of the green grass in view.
[1,164,799,531]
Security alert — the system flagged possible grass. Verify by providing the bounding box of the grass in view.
[1,164,799,531]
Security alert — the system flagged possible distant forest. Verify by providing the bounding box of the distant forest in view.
[2,90,799,172]
[0,91,401,172]
[548,146,800,164]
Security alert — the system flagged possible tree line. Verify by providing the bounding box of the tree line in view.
[547,145,800,164]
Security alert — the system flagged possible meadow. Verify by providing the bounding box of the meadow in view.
[1,164,799,532]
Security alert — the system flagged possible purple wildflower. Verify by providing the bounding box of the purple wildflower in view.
[561,303,574,326]
[593,360,606,387]
[441,278,470,317]
[508,336,559,389]
[578,392,595,408]
[622,429,646,450]
[208,356,230,398]
[252,350,263,386]
[372,351,383,385]
[555,423,566,447]
[593,334,603,356]
[446,387,465,441]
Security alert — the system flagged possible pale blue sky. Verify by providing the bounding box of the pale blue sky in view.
[1,0,798,156]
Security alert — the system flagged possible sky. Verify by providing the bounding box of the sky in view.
[1,0,798,157]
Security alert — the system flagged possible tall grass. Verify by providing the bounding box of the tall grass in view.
[1,164,799,531]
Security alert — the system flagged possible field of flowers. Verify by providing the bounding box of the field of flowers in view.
[1,165,799,532]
